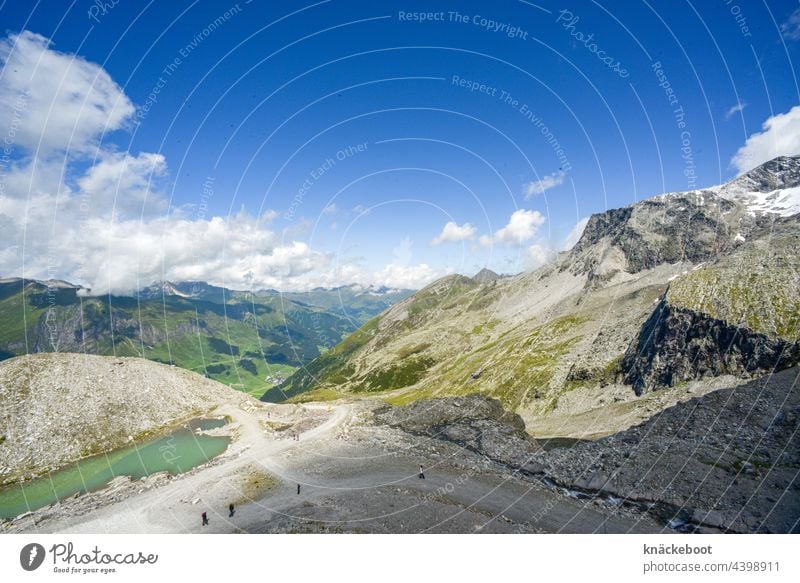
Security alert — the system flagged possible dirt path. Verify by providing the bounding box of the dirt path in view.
[13,401,348,533]
[9,401,665,534]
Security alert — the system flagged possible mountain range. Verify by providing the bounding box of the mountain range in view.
[270,156,800,436]
[2,156,798,534]
[0,278,412,397]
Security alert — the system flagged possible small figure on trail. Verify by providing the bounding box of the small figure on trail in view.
[201,511,209,526]
[297,483,301,495]
[229,503,235,517]
[419,464,425,479]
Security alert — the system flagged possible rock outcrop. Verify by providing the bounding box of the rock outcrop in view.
[621,299,799,394]
[621,224,800,393]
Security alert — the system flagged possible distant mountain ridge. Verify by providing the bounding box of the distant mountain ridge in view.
[0,278,412,397]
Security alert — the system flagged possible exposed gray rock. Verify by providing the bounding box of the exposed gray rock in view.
[540,367,800,533]
[373,395,542,471]
[567,156,800,284]
[473,268,501,283]
[569,194,747,279]
[722,155,800,194]
[621,299,799,394]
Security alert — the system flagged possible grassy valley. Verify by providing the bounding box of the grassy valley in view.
[0,279,410,398]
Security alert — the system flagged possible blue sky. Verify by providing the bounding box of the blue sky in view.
[1,0,799,292]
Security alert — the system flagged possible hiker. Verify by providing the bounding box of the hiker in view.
[297,483,301,495]
[201,511,208,526]
[419,464,425,479]
[229,503,235,517]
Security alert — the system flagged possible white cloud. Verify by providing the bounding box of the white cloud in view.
[392,236,413,266]
[77,151,167,217]
[75,216,330,295]
[731,105,800,173]
[321,203,337,215]
[0,30,475,294]
[260,209,279,222]
[370,262,447,289]
[724,102,747,121]
[305,257,451,290]
[0,31,134,154]
[483,215,588,274]
[782,7,800,40]
[524,171,565,199]
[430,221,476,246]
[562,217,589,250]
[492,209,546,245]
[523,244,555,270]
[0,31,334,295]
[352,204,369,215]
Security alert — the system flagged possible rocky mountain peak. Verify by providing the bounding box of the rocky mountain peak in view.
[473,268,500,283]
[723,155,800,193]
[564,156,800,282]
[716,155,800,217]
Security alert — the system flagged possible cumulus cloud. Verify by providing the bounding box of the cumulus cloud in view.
[562,217,589,250]
[370,262,447,289]
[781,7,800,40]
[77,151,168,217]
[0,31,338,294]
[524,171,565,199]
[522,244,555,270]
[0,30,476,294]
[490,209,546,246]
[321,203,337,215]
[77,216,329,295]
[731,105,800,173]
[288,258,448,291]
[430,221,476,246]
[483,215,589,274]
[724,102,747,121]
[0,31,134,154]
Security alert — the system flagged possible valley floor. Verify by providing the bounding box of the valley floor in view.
[4,400,666,534]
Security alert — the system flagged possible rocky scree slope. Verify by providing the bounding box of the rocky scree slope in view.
[540,366,800,533]
[373,394,543,473]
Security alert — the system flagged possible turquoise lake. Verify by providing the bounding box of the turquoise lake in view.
[0,418,230,520]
